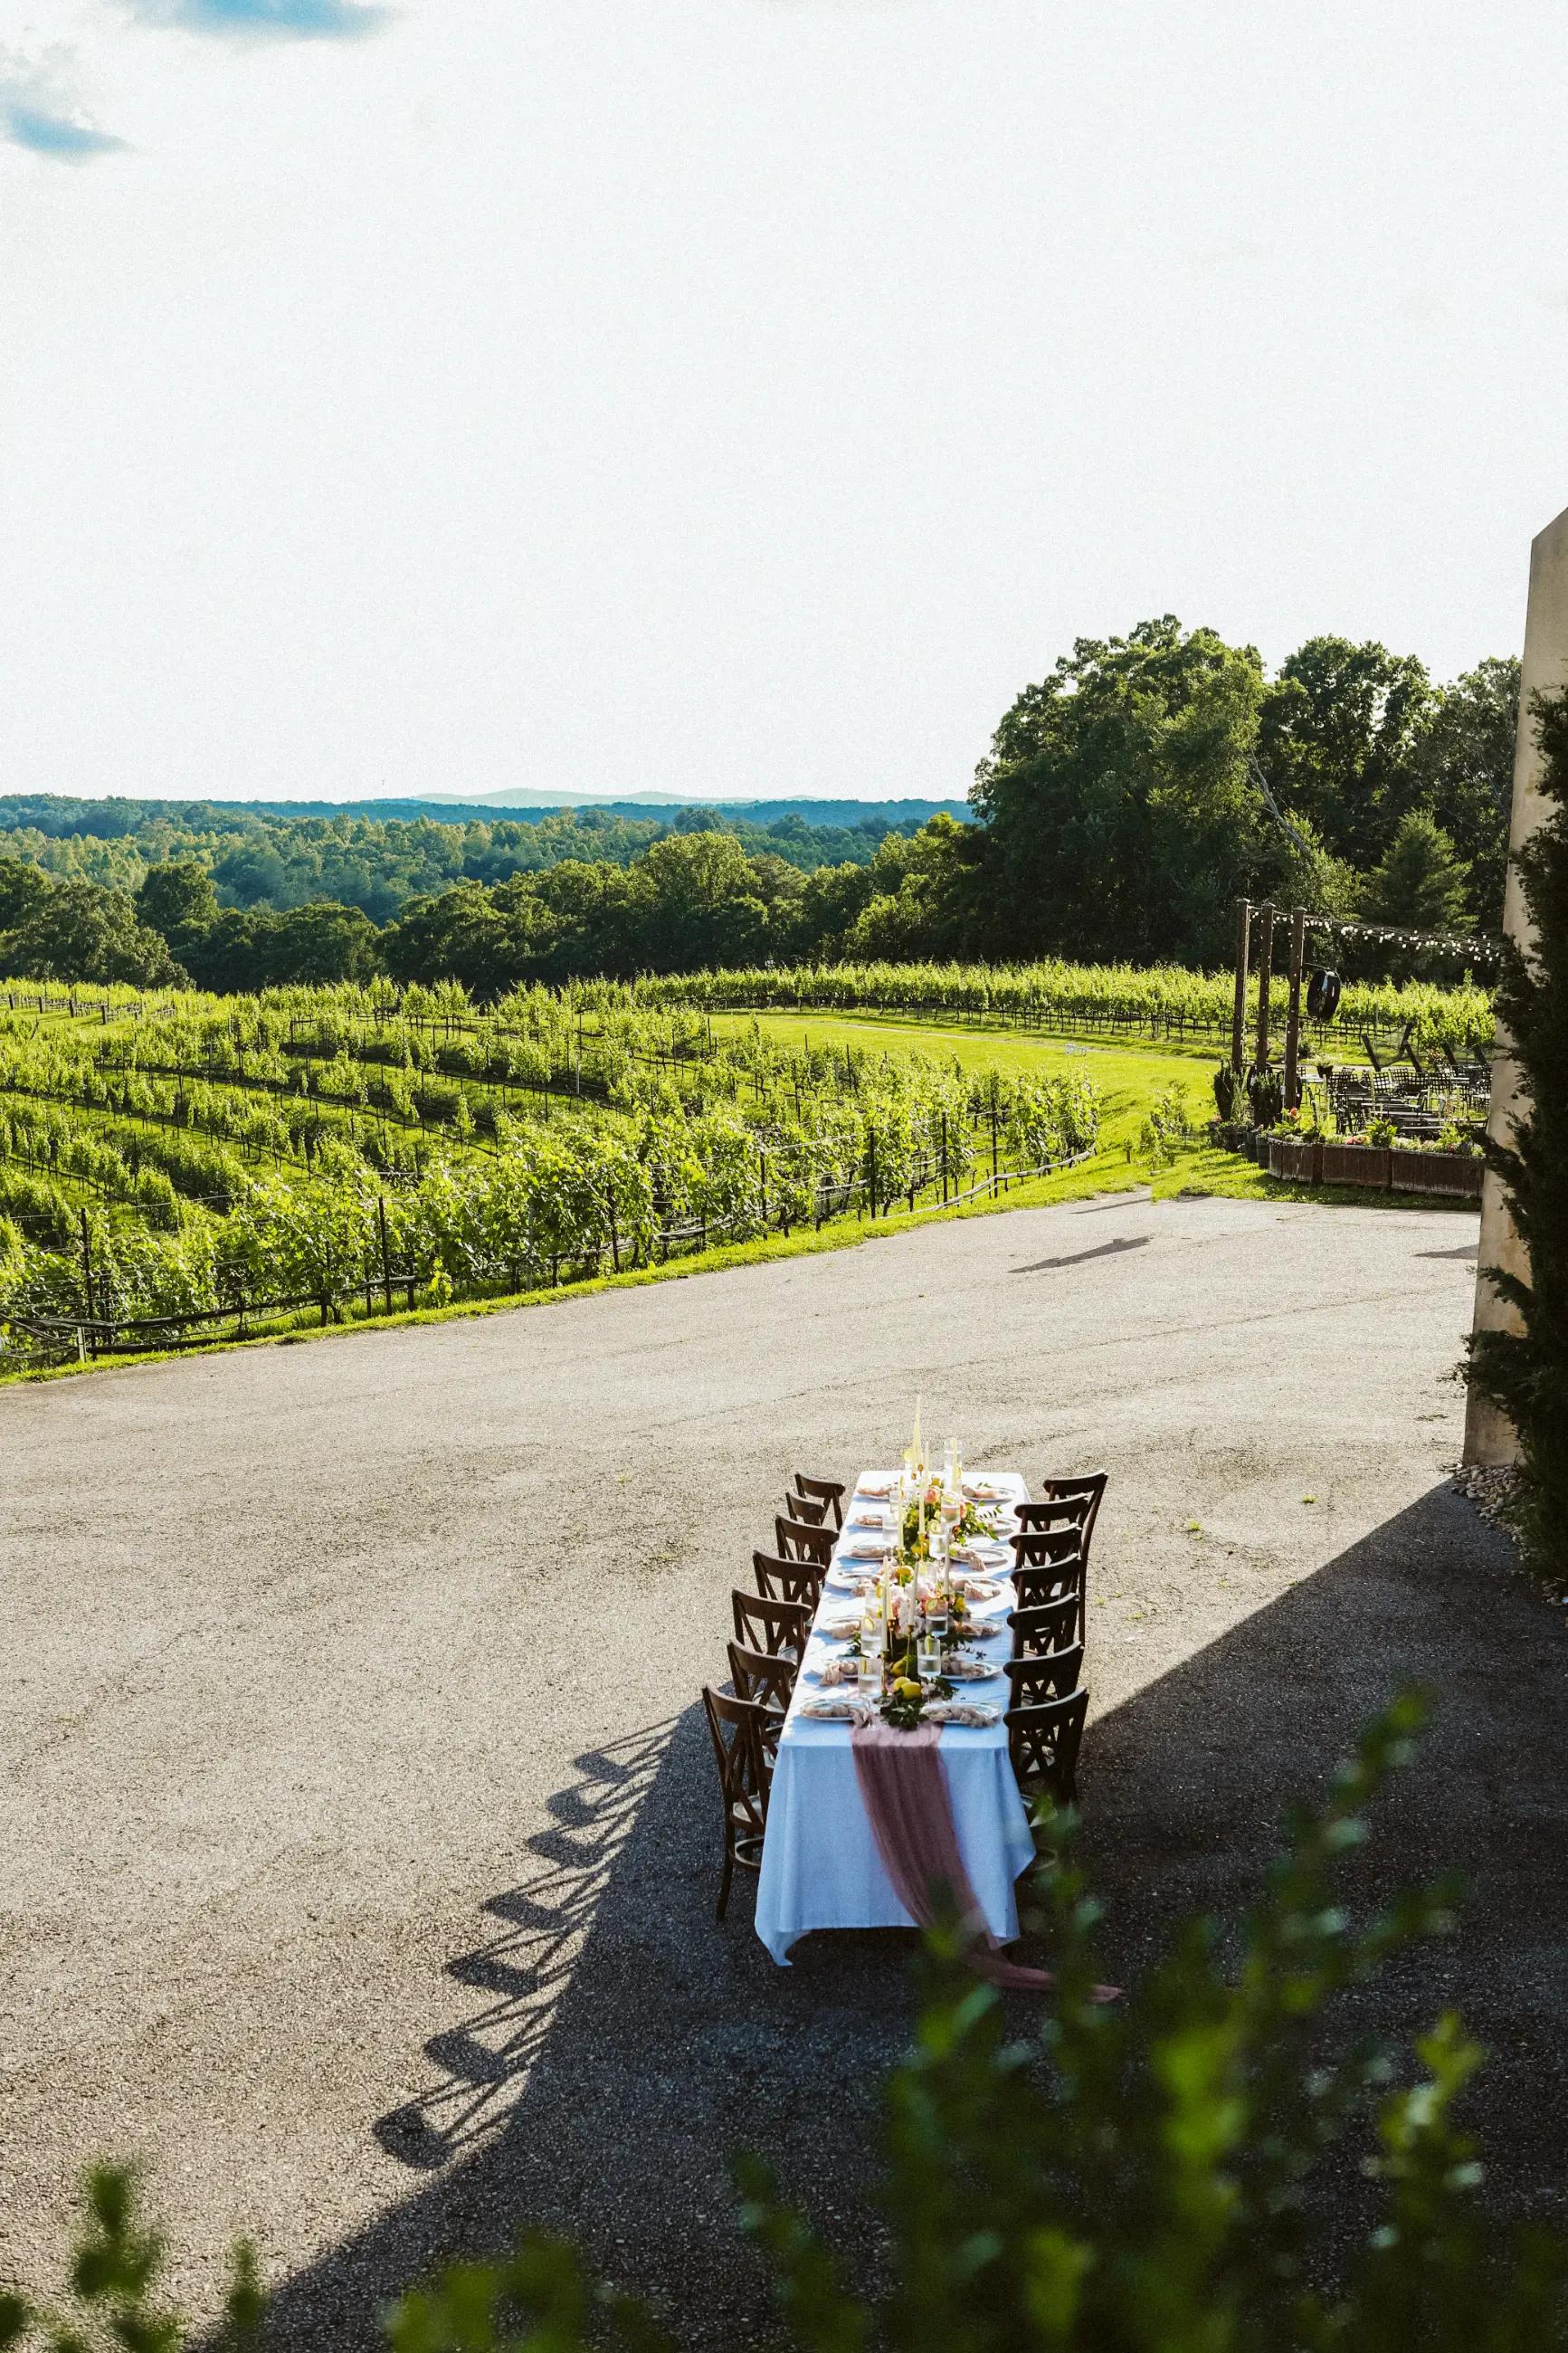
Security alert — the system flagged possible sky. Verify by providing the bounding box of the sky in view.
[2,1,1567,809]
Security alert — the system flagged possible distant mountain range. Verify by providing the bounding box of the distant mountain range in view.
[236,794,971,827]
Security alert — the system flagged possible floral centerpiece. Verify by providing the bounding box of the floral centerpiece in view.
[900,1482,991,1557]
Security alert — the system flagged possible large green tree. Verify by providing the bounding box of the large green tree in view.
[135,859,222,954]
[1258,635,1435,868]
[1411,655,1519,927]
[972,617,1270,966]
[1360,812,1473,939]
[0,867,183,987]
[836,813,988,961]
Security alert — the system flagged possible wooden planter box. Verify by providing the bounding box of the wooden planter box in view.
[1389,1147,1485,1201]
[1319,1141,1391,1190]
[1268,1136,1322,1183]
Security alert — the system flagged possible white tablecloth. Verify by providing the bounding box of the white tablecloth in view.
[754,1470,1037,1966]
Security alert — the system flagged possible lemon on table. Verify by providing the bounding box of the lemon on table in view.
[894,1677,923,1700]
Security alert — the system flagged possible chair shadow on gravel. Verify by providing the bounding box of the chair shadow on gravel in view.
[261,1481,1568,2349]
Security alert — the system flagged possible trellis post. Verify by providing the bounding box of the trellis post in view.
[1283,907,1307,1109]
[1230,900,1251,1072]
[1253,902,1277,1070]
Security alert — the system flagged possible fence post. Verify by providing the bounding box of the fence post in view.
[378,1196,393,1311]
[867,1128,878,1219]
[79,1207,95,1348]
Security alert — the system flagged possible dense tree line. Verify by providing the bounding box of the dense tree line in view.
[0,619,1517,992]
[973,622,1515,969]
[0,797,936,921]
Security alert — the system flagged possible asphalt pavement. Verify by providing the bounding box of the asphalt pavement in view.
[2,1189,1563,2345]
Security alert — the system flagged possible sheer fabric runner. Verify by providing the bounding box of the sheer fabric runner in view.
[850,1720,1053,1990]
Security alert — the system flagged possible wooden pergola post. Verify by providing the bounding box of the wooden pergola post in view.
[1282,907,1307,1109]
[1230,899,1251,1072]
[1253,902,1276,1069]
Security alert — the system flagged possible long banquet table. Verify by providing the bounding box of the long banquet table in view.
[754,1469,1037,1967]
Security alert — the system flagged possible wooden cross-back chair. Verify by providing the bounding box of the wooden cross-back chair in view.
[1003,1646,1085,1708]
[774,1514,834,1568]
[784,1491,829,1527]
[1032,1471,1107,1557]
[1010,1525,1085,1575]
[1011,1558,1086,1643]
[1013,1492,1094,1539]
[790,1472,845,1530]
[753,1549,825,1615]
[1006,1686,1088,1809]
[702,1685,773,1920]
[1008,1590,1082,1661]
[731,1586,812,1662]
[727,1641,795,1749]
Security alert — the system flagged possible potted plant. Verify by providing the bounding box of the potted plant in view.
[1245,1066,1283,1160]
[1266,1107,1323,1185]
[1208,1065,1252,1153]
[1390,1123,1487,1201]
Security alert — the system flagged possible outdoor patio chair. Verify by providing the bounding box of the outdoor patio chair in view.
[731,1587,812,1662]
[1012,1558,1086,1642]
[1004,1646,1085,1707]
[727,1641,796,1751]
[784,1491,830,1527]
[752,1549,825,1615]
[1013,1492,1094,1538]
[1032,1471,1107,1555]
[702,1685,773,1920]
[790,1472,845,1530]
[1008,1591,1082,1660]
[774,1514,834,1567]
[1010,1525,1086,1576]
[1006,1686,1088,1809]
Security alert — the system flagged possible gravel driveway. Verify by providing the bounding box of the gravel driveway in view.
[2,1190,1563,2344]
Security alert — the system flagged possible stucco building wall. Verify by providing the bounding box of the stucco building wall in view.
[1463,499,1568,1464]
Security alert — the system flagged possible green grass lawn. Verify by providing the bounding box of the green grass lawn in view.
[710,1006,1276,1205]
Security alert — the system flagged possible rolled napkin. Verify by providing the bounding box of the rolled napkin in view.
[849,1506,894,1530]
[822,1612,866,1638]
[814,1656,867,1688]
[800,1694,873,1722]
[922,1700,1002,1727]
[838,1541,892,1565]
[952,1575,1003,1601]
[942,1654,1000,1681]
[857,1475,895,1500]
[827,1565,879,1590]
[962,1478,1009,1503]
